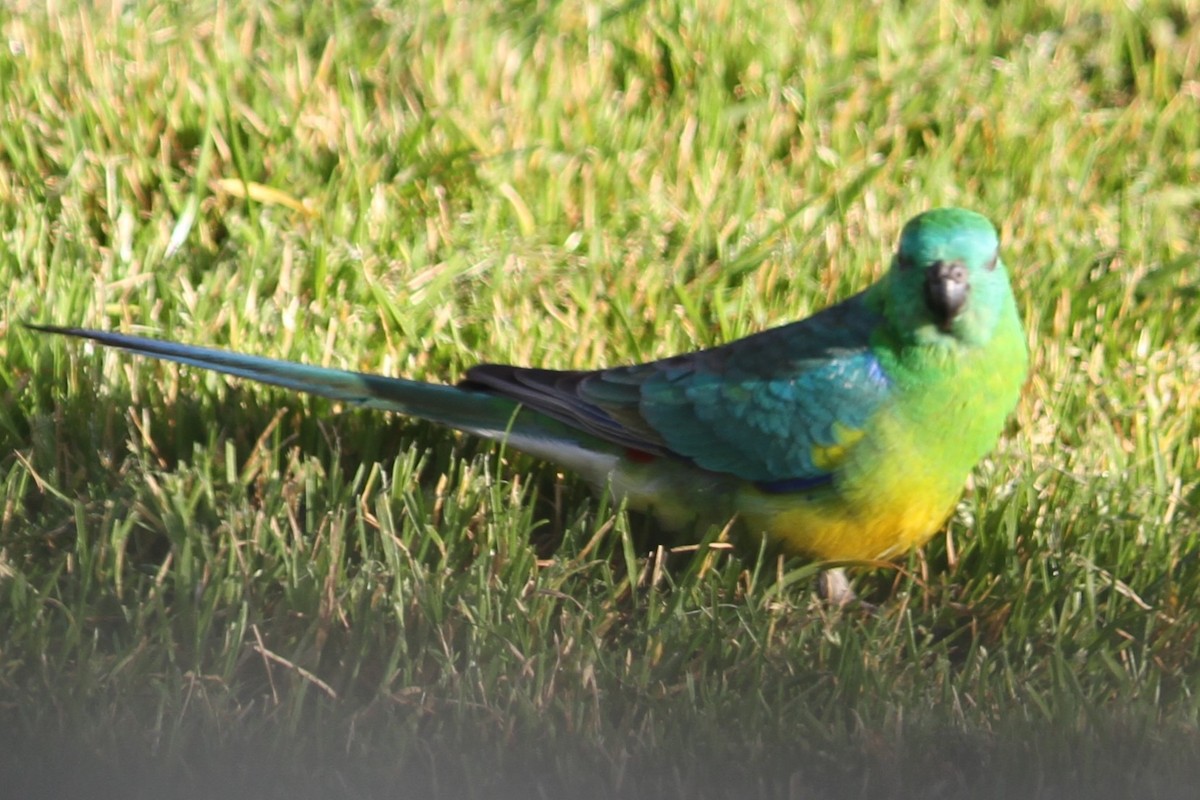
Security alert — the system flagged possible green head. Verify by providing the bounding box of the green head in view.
[880,208,1016,348]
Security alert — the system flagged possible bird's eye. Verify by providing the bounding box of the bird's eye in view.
[896,253,914,270]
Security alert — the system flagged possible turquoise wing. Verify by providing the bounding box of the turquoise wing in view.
[462,291,893,487]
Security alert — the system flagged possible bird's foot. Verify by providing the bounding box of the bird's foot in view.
[816,567,878,614]
[817,567,855,606]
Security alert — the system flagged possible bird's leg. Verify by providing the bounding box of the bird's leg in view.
[816,567,857,607]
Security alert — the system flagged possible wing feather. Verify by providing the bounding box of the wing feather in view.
[461,291,892,484]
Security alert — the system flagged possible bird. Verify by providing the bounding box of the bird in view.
[30,207,1027,573]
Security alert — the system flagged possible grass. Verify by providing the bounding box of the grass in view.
[1,0,1198,797]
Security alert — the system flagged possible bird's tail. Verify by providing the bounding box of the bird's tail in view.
[27,324,535,441]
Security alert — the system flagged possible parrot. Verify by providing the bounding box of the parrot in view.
[29,207,1028,570]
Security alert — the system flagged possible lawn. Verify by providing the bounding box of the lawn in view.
[1,1,1198,798]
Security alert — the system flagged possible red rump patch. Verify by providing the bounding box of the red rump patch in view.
[624,448,656,464]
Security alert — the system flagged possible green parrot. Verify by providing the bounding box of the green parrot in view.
[30,208,1027,565]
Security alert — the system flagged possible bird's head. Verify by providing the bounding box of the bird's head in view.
[881,208,1015,348]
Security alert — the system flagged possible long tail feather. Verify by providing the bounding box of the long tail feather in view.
[27,323,524,437]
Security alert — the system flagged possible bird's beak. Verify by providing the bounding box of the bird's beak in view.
[924,259,969,331]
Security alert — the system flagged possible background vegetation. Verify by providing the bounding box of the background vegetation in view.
[1,0,1197,797]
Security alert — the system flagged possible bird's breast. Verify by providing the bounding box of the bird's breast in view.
[738,339,1024,562]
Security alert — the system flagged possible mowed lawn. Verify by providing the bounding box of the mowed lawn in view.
[1,1,1198,798]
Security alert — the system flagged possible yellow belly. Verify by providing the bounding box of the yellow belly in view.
[735,410,969,562]
[741,483,958,561]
